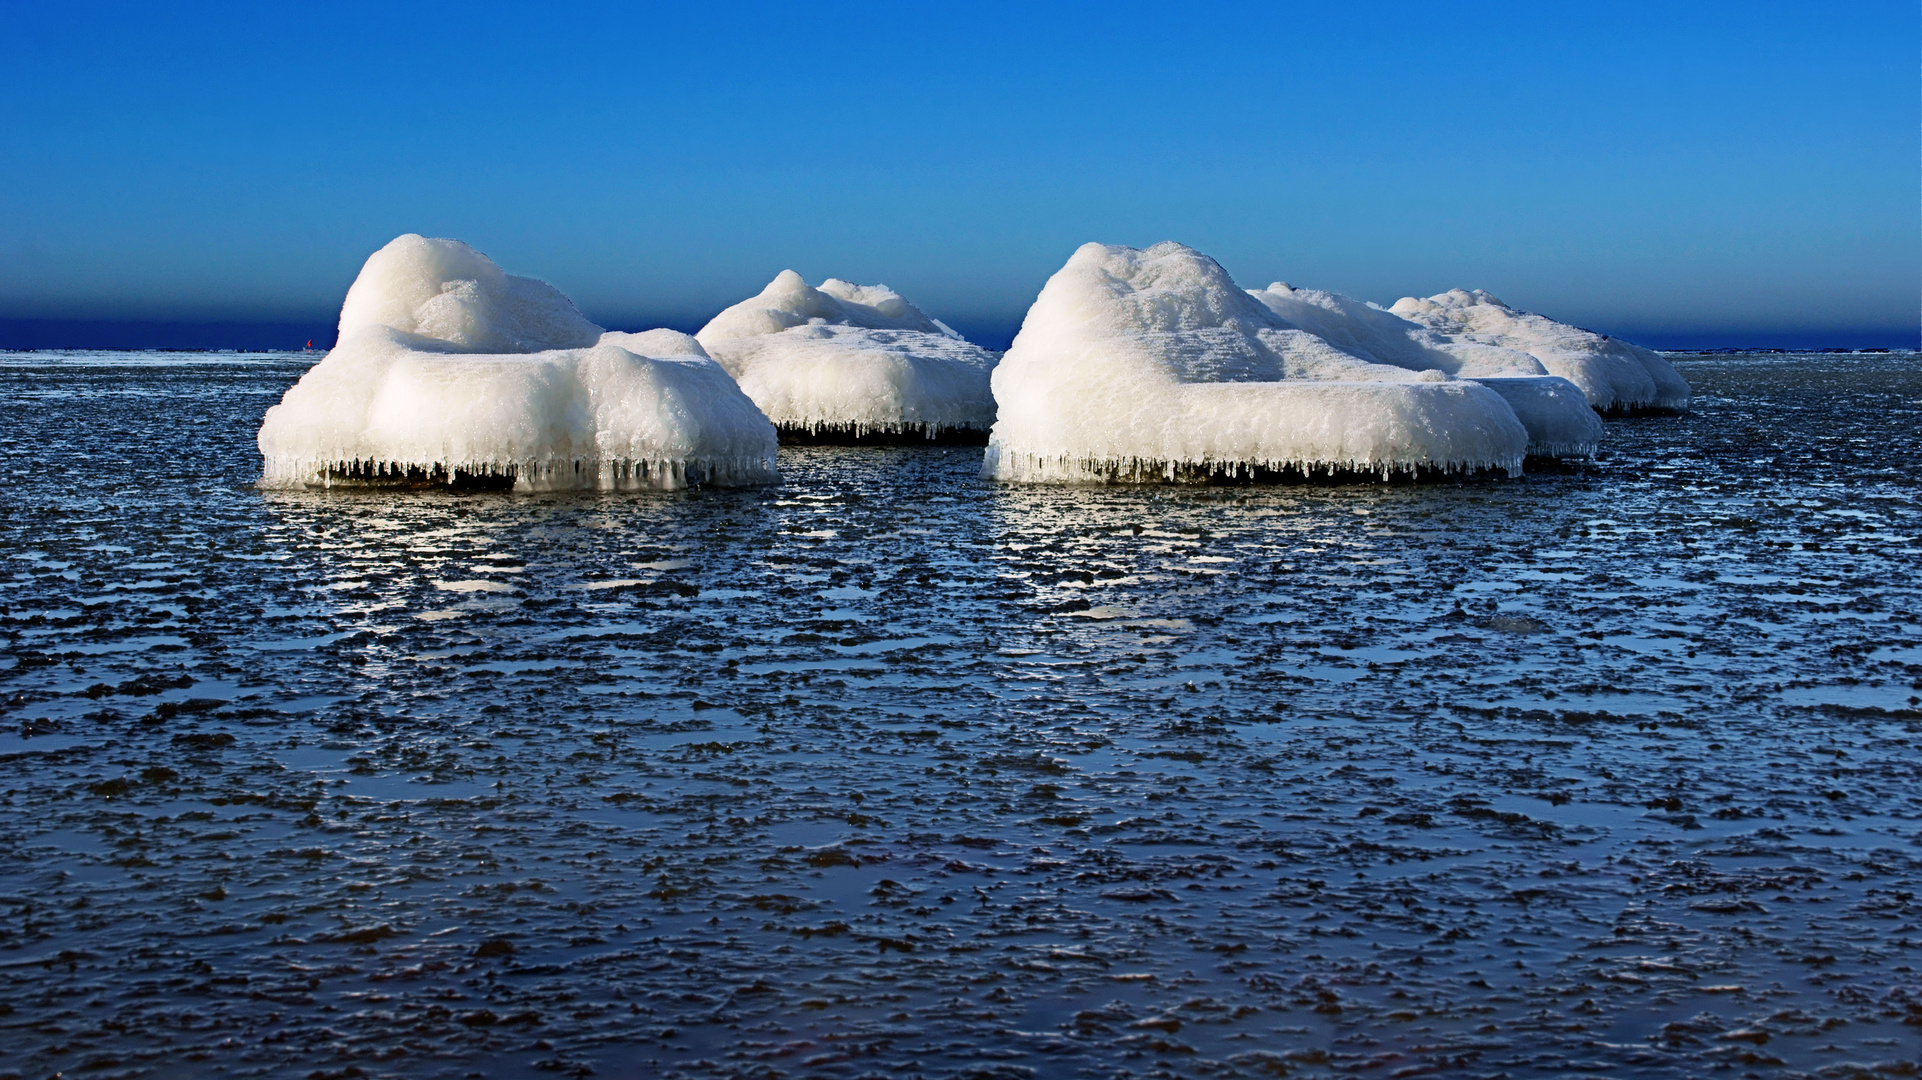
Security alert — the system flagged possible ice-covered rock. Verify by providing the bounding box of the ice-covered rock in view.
[697,270,997,440]
[595,328,712,360]
[335,232,604,353]
[1249,283,1603,457]
[1390,289,1690,413]
[985,242,1536,483]
[258,235,777,490]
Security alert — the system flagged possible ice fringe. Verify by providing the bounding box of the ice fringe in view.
[1391,289,1690,413]
[257,235,778,491]
[697,270,998,441]
[985,242,1580,484]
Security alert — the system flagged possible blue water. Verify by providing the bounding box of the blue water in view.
[0,350,1918,1078]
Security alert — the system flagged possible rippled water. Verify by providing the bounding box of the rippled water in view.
[1,351,1919,1079]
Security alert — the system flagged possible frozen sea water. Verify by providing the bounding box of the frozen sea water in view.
[0,349,1918,1079]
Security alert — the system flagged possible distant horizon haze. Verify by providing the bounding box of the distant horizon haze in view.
[3,1,1914,348]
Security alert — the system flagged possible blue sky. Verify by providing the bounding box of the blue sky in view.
[1,1,1915,347]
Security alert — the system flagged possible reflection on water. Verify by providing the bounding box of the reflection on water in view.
[0,351,1919,1079]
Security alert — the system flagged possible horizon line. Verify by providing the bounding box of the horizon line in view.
[1,314,1916,355]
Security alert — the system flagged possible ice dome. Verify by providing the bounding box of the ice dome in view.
[1390,289,1690,413]
[258,235,778,491]
[696,270,998,441]
[1248,283,1603,458]
[984,242,1549,483]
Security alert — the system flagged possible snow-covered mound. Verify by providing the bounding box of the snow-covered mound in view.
[985,242,1538,483]
[1391,289,1689,413]
[697,270,997,440]
[258,235,777,490]
[595,327,712,360]
[1250,283,1602,457]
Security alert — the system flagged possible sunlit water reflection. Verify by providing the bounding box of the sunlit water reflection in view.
[1,350,1918,1078]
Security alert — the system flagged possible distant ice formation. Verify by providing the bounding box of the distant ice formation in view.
[984,241,1614,483]
[1391,289,1690,413]
[696,271,997,441]
[258,235,777,490]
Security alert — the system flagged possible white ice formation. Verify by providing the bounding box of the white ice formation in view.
[1391,289,1690,413]
[696,270,997,439]
[984,242,1619,484]
[258,235,778,490]
[1248,283,1603,458]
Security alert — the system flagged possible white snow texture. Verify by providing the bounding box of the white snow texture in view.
[258,235,777,490]
[1391,289,1690,413]
[985,242,1633,483]
[1248,283,1603,458]
[697,270,997,437]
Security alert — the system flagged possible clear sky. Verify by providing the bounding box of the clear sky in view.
[2,1,1915,348]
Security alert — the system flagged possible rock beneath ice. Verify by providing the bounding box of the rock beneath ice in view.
[258,235,777,490]
[985,242,1538,483]
[1390,289,1690,413]
[696,270,997,440]
[1249,283,1603,457]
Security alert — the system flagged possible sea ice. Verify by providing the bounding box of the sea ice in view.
[985,242,1543,483]
[1391,289,1690,413]
[697,270,998,440]
[258,235,777,490]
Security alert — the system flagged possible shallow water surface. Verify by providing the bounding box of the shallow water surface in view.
[1,351,1919,1079]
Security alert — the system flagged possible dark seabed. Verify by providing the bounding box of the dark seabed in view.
[1,351,1918,1080]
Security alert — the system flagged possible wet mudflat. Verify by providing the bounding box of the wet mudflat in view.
[0,351,1918,1080]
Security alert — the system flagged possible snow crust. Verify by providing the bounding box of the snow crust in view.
[1249,284,1603,457]
[986,243,1544,483]
[337,233,603,353]
[596,328,712,360]
[258,235,777,490]
[697,270,996,437]
[1391,289,1690,413]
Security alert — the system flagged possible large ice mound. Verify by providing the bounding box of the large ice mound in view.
[1391,289,1690,413]
[258,235,778,490]
[696,270,997,440]
[985,241,1593,483]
